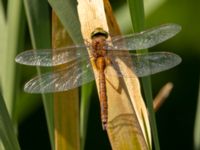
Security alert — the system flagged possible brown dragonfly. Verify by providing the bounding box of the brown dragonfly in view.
[15,23,181,129]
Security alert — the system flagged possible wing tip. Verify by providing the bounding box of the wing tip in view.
[164,51,182,68]
[15,53,23,64]
[15,51,33,65]
[164,23,182,34]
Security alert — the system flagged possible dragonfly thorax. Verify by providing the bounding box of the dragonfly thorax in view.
[91,28,108,57]
[91,35,107,57]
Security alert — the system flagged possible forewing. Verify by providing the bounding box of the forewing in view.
[24,58,94,93]
[15,45,88,66]
[107,52,181,77]
[109,23,181,50]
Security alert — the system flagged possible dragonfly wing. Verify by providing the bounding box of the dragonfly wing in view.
[24,58,94,93]
[110,23,181,50]
[15,45,88,66]
[107,52,181,77]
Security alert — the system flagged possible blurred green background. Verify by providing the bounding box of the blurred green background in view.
[0,0,200,149]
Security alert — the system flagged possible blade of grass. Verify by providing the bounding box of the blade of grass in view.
[23,0,54,149]
[0,0,7,85]
[5,0,25,118]
[127,0,145,32]
[127,0,160,149]
[194,78,200,150]
[0,91,20,150]
[80,82,94,150]
[0,1,40,148]
[114,0,166,33]
[48,0,82,44]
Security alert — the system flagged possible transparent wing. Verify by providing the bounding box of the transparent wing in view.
[107,52,181,77]
[109,23,181,50]
[15,45,89,66]
[24,58,94,93]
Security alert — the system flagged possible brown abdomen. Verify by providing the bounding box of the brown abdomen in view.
[96,57,108,129]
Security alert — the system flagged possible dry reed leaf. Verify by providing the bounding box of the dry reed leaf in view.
[153,82,173,112]
[77,0,151,149]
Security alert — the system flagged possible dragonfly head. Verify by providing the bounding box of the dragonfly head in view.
[91,27,108,39]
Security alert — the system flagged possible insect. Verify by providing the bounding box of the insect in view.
[15,23,182,130]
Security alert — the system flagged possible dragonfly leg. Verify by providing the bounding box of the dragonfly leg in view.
[90,57,98,71]
[105,57,111,66]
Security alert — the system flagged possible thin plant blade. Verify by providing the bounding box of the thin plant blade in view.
[194,78,200,150]
[48,0,82,44]
[23,0,54,149]
[127,0,145,32]
[0,0,7,87]
[114,0,167,33]
[0,91,20,150]
[127,0,160,149]
[80,82,94,150]
[4,0,25,118]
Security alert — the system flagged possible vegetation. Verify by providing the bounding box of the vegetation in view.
[0,0,200,149]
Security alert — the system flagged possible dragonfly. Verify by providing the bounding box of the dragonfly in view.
[15,23,182,130]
